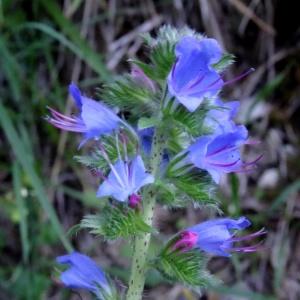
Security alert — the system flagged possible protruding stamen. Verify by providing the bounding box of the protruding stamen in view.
[223,68,255,87]
[228,241,265,253]
[230,228,267,243]
[209,158,240,168]
[98,142,126,188]
[242,154,264,167]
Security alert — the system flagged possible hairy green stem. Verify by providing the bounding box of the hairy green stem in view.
[126,129,164,300]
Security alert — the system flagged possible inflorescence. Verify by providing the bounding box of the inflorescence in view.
[47,26,266,300]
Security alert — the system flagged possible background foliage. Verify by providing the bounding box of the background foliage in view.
[0,0,299,299]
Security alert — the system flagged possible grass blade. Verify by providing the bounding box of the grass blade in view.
[0,36,21,102]
[12,162,30,263]
[39,0,111,81]
[0,101,73,252]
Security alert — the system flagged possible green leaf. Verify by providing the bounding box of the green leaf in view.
[74,134,137,172]
[212,53,235,72]
[138,117,159,130]
[149,40,175,82]
[171,173,217,207]
[165,159,218,208]
[163,103,210,138]
[157,247,214,287]
[80,206,153,240]
[101,75,158,117]
[154,180,182,207]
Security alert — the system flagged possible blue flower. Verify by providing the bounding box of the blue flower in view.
[204,98,240,134]
[97,155,154,203]
[47,83,123,147]
[167,36,223,112]
[173,217,266,257]
[188,125,261,183]
[138,127,155,155]
[56,252,111,298]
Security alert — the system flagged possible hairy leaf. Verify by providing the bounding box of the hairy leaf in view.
[157,247,213,287]
[101,75,158,118]
[212,53,235,72]
[74,134,138,173]
[80,206,152,240]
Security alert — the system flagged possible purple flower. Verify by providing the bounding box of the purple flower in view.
[187,125,261,183]
[167,36,224,112]
[173,217,266,257]
[56,252,111,297]
[46,83,123,147]
[97,155,154,203]
[204,98,240,134]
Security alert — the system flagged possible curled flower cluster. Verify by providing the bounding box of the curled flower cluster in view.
[48,28,265,299]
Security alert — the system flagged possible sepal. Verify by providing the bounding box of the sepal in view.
[165,157,218,208]
[137,117,159,130]
[101,75,158,118]
[155,239,215,287]
[132,26,203,84]
[80,206,153,240]
[162,103,210,138]
[74,134,137,173]
[212,53,235,72]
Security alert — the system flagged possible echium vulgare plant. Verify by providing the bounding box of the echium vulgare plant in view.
[47,26,266,300]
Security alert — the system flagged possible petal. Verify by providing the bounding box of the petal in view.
[96,159,130,202]
[57,252,108,291]
[170,37,211,92]
[69,83,82,108]
[81,98,120,137]
[188,217,250,256]
[207,168,222,184]
[206,127,248,159]
[188,136,213,168]
[205,99,240,131]
[60,268,96,291]
[191,223,232,255]
[173,93,207,112]
[199,38,223,66]
[96,180,129,202]
[129,155,154,192]
[168,37,223,111]
[226,216,251,230]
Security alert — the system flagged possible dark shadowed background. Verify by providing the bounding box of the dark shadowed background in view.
[0,0,300,299]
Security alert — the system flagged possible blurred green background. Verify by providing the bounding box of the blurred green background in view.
[0,0,299,299]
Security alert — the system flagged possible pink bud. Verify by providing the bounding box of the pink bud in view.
[129,193,142,208]
[173,231,198,252]
[131,65,156,93]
